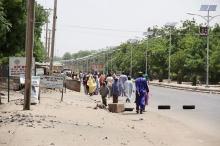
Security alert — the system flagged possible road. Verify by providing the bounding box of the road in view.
[148,85,220,138]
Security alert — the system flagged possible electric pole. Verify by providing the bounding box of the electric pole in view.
[47,29,51,59]
[49,0,57,75]
[44,9,52,55]
[24,0,35,110]
[45,17,48,54]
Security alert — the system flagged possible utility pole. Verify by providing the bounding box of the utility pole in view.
[49,0,57,75]
[47,29,51,59]
[165,22,177,83]
[24,0,35,110]
[45,18,49,54]
[44,8,52,55]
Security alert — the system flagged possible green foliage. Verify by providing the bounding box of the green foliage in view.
[72,50,92,59]
[62,52,72,60]
[110,20,220,84]
[0,0,47,64]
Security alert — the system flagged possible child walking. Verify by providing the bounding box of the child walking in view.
[99,82,109,106]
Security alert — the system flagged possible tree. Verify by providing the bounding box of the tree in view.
[209,24,220,83]
[62,52,72,60]
[72,50,93,59]
[0,0,47,64]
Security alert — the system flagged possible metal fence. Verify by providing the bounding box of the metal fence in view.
[0,65,9,103]
[0,65,20,103]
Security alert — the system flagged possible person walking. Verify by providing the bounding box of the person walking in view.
[99,82,109,106]
[106,73,114,98]
[94,74,100,95]
[112,76,120,103]
[119,73,128,97]
[135,72,149,114]
[99,72,106,87]
[124,76,133,103]
[87,74,96,96]
[143,73,150,111]
[83,74,89,95]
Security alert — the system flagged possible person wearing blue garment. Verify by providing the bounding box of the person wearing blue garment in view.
[112,76,120,103]
[135,72,149,114]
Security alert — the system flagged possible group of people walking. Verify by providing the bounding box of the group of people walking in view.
[80,71,149,114]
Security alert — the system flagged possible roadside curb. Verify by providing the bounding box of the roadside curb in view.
[150,82,220,94]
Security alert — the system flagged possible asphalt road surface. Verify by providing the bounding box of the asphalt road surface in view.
[148,85,220,138]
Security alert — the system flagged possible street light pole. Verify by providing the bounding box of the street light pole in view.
[187,4,219,87]
[128,39,138,77]
[143,31,153,74]
[206,10,210,87]
[165,22,177,83]
[168,27,172,83]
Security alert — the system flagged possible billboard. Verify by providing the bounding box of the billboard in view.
[9,57,35,77]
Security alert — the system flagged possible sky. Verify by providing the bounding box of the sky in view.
[36,0,220,57]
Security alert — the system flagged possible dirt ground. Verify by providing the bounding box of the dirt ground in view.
[0,89,219,146]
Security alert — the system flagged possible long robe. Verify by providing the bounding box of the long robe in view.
[87,76,96,94]
[135,77,149,110]
[124,80,133,100]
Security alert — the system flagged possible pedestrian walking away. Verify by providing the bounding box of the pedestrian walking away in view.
[135,72,149,114]
[99,72,106,87]
[99,82,109,106]
[143,73,150,111]
[112,76,120,103]
[124,76,133,103]
[119,73,128,97]
[83,74,89,95]
[87,74,97,96]
[106,73,114,98]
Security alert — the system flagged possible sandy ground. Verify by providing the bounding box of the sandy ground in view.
[0,89,219,146]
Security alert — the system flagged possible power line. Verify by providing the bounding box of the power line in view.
[59,24,143,33]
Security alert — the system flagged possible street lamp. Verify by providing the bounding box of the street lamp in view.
[165,22,177,83]
[128,39,138,77]
[143,31,153,75]
[187,4,219,87]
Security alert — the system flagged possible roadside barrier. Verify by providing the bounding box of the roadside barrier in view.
[183,105,195,109]
[158,105,171,109]
[150,82,220,94]
[157,105,195,110]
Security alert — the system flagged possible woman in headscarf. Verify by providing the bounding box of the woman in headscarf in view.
[87,74,97,96]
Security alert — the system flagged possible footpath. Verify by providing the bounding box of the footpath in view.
[0,89,219,146]
[150,80,220,94]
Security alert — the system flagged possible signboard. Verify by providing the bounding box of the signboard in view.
[19,75,40,104]
[9,57,35,77]
[40,76,64,89]
[19,75,40,86]
[31,76,40,104]
[200,26,208,36]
